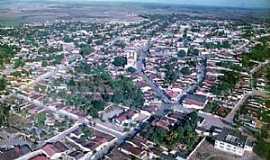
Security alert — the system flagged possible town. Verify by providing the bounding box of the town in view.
[0,3,270,160]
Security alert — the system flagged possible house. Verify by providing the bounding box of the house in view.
[113,110,138,126]
[29,154,49,160]
[105,148,134,160]
[0,144,32,160]
[183,94,208,109]
[214,128,253,156]
[151,116,177,131]
[41,142,68,158]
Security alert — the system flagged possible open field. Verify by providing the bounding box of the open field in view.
[0,0,269,25]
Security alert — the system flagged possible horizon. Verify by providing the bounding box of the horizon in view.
[2,0,270,9]
[44,0,270,9]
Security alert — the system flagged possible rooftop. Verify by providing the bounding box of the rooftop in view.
[216,128,247,148]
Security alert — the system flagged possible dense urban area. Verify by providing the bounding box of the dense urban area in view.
[0,1,270,160]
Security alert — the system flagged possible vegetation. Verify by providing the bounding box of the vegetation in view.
[254,120,270,160]
[254,137,270,160]
[35,112,46,127]
[42,60,48,67]
[261,109,270,123]
[49,64,144,118]
[111,76,144,108]
[127,67,137,73]
[0,75,7,91]
[211,70,240,96]
[81,125,93,141]
[241,40,270,67]
[79,44,94,57]
[0,44,18,67]
[216,61,242,71]
[63,35,73,43]
[13,57,25,68]
[204,41,231,49]
[164,58,180,85]
[112,56,127,67]
[0,102,10,127]
[52,54,64,65]
[187,48,199,56]
[203,101,219,113]
[266,67,270,82]
[177,50,186,58]
[141,112,199,155]
[180,66,192,75]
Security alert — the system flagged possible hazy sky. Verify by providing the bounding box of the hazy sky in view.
[76,0,270,8]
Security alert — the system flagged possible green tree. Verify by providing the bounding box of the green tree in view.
[35,112,46,127]
[0,102,10,127]
[177,50,186,58]
[42,60,48,67]
[0,76,7,91]
[79,44,94,57]
[112,56,127,67]
[181,67,191,75]
[127,67,137,73]
[63,35,73,43]
[164,62,180,85]
[81,125,92,140]
[13,58,25,68]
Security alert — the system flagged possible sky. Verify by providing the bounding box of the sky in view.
[73,0,270,8]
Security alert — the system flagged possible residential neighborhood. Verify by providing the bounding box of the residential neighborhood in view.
[0,1,270,160]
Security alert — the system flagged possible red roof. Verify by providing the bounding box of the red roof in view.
[41,142,67,157]
[30,155,49,160]
[115,110,136,122]
[42,144,56,157]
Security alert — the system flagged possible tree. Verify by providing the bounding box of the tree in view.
[79,44,94,57]
[266,67,270,81]
[187,48,199,56]
[35,112,46,127]
[181,67,191,75]
[127,67,137,73]
[0,102,10,127]
[112,56,127,67]
[254,137,270,160]
[63,35,72,43]
[81,125,92,140]
[41,60,48,67]
[112,76,144,108]
[0,44,17,67]
[164,61,180,85]
[0,76,7,91]
[177,50,186,58]
[13,58,25,69]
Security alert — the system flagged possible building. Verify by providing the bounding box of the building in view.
[0,144,32,160]
[126,51,138,68]
[183,94,208,109]
[214,128,253,156]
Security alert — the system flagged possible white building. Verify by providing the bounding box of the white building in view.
[126,51,138,68]
[214,128,253,156]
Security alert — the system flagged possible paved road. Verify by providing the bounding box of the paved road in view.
[250,60,270,75]
[225,59,270,123]
[45,123,81,143]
